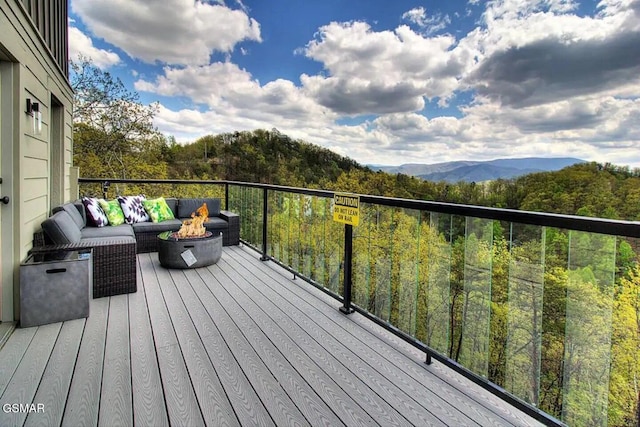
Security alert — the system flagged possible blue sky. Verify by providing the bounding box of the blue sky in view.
[69,0,640,166]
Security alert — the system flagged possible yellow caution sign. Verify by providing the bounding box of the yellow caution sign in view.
[333,193,360,226]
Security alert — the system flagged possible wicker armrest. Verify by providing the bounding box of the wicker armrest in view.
[31,232,137,298]
[219,210,240,246]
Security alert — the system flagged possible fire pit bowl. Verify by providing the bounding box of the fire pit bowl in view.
[157,230,222,269]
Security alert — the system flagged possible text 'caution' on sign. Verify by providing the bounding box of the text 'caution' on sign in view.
[333,193,360,226]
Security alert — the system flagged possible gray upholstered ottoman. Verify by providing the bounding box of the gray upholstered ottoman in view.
[20,249,92,327]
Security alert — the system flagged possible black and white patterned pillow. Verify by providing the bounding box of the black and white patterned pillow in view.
[82,197,109,227]
[117,195,150,224]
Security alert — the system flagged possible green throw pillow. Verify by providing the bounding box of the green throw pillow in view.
[142,197,175,223]
[98,199,125,226]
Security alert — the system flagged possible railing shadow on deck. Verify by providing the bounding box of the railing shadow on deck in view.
[79,177,640,427]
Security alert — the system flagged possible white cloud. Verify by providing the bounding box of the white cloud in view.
[300,21,472,115]
[68,26,120,69]
[135,62,335,124]
[71,0,261,65]
[401,7,451,35]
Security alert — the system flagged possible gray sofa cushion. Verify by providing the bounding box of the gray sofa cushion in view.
[42,211,82,244]
[204,217,228,230]
[81,224,135,239]
[165,198,178,218]
[53,202,86,229]
[132,219,182,233]
[178,198,220,218]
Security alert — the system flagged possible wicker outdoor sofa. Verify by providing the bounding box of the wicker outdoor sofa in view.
[32,197,239,298]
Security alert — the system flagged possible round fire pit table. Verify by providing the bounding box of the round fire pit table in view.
[157,231,222,269]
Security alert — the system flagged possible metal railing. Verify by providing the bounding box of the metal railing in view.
[80,177,640,427]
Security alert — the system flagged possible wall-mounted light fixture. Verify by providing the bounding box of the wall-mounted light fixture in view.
[26,98,42,135]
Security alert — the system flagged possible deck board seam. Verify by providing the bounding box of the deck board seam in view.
[147,253,207,426]
[57,320,87,427]
[95,297,111,427]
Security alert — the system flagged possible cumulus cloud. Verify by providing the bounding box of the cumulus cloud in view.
[71,0,261,65]
[69,26,120,69]
[300,21,472,115]
[135,62,335,124]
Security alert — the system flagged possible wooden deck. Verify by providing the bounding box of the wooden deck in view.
[0,245,545,426]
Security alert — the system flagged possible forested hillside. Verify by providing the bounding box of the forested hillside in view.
[76,124,640,221]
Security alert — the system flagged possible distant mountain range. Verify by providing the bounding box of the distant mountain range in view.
[371,157,586,183]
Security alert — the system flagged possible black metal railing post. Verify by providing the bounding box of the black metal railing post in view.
[225,182,229,210]
[340,224,354,314]
[260,188,269,261]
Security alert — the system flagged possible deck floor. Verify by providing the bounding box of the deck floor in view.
[0,245,544,426]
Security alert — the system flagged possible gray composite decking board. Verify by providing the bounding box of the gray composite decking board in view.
[152,261,240,427]
[24,319,85,427]
[226,249,481,427]
[139,253,205,427]
[221,254,464,427]
[169,267,276,427]
[61,296,109,427]
[349,314,546,427]
[230,246,531,427]
[0,327,37,397]
[0,323,61,427]
[216,257,423,427]
[225,250,477,427]
[98,294,133,427]
[193,265,343,427]
[180,267,311,427]
[128,258,169,427]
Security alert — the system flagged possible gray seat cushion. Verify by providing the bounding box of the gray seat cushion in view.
[41,211,82,244]
[204,217,228,230]
[81,224,135,239]
[53,202,86,229]
[165,198,178,218]
[178,198,221,218]
[132,219,183,233]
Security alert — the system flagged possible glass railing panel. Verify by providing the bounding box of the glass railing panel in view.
[562,231,616,426]
[394,208,421,336]
[309,197,328,284]
[504,223,545,405]
[353,204,373,313]
[301,195,313,279]
[458,217,494,377]
[356,204,393,322]
[415,212,452,356]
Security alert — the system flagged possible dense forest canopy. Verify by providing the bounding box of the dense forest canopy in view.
[76,125,640,221]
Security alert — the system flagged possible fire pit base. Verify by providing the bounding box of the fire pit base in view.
[157,231,222,269]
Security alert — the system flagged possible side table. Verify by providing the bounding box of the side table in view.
[20,249,92,328]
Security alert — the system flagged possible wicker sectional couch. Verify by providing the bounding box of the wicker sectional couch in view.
[32,197,239,298]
